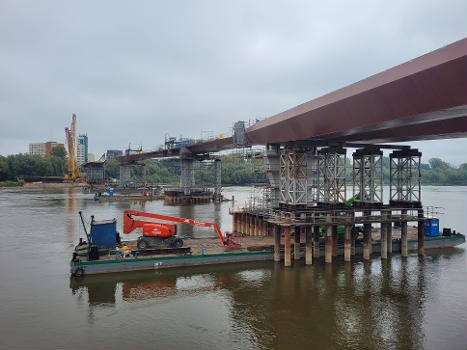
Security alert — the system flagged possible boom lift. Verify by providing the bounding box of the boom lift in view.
[123,210,241,249]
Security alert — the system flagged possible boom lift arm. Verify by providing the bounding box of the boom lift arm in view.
[123,210,240,247]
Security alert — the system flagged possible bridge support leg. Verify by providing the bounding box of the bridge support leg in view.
[294,227,301,260]
[332,225,338,257]
[325,215,333,263]
[274,225,281,262]
[344,212,352,262]
[363,210,372,260]
[284,219,292,267]
[306,226,313,265]
[232,213,237,234]
[418,209,424,256]
[387,212,393,254]
[401,209,408,257]
[381,211,388,259]
[313,226,320,258]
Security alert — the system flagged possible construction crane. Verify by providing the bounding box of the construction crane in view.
[64,114,82,180]
[123,210,241,249]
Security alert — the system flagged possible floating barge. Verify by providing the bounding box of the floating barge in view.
[70,233,465,276]
[94,193,164,202]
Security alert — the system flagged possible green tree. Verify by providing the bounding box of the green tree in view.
[0,156,10,181]
[50,145,67,159]
[104,160,119,180]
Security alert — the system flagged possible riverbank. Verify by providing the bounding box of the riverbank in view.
[0,181,21,188]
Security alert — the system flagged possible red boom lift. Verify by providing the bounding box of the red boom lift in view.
[123,210,241,250]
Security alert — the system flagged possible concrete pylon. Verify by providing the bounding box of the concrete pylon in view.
[180,158,195,195]
[214,159,222,202]
[119,164,131,185]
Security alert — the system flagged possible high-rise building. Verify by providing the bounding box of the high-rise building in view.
[77,134,88,166]
[29,143,46,156]
[106,149,123,160]
[29,141,64,156]
[88,153,95,162]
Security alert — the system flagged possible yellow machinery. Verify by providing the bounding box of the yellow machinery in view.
[65,114,83,180]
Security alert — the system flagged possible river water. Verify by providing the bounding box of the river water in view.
[0,186,465,349]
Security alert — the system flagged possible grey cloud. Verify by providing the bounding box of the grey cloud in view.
[0,0,466,164]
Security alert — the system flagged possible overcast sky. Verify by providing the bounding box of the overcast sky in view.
[1,0,466,164]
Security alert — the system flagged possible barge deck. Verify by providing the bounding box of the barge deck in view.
[71,232,465,276]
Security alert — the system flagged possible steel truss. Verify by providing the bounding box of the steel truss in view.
[318,147,347,204]
[353,148,383,203]
[390,149,421,204]
[279,147,308,205]
[264,144,280,207]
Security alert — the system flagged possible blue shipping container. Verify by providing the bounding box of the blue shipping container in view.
[91,219,117,247]
[424,219,440,237]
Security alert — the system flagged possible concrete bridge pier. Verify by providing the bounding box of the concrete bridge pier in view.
[214,159,222,202]
[180,157,195,195]
[119,164,131,185]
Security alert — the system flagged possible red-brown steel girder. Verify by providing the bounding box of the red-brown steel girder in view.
[246,38,466,145]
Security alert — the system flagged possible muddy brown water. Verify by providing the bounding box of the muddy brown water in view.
[0,186,465,349]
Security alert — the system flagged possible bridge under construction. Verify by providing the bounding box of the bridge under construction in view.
[114,38,466,266]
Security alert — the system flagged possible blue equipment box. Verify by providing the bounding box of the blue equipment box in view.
[424,219,440,237]
[91,219,117,247]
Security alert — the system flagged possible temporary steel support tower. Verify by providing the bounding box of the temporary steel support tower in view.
[353,148,383,204]
[306,147,319,206]
[389,149,422,205]
[264,144,280,208]
[279,147,308,205]
[318,147,347,204]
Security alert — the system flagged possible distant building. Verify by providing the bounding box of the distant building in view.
[29,143,46,156]
[106,149,123,160]
[45,141,64,156]
[88,153,95,162]
[29,141,64,156]
[77,134,88,166]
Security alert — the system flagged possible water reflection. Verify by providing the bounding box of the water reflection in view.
[68,251,467,350]
[65,188,76,247]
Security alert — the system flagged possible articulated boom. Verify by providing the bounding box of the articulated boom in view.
[123,210,240,247]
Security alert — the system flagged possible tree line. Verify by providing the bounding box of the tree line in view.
[0,146,67,183]
[1,149,466,186]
